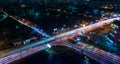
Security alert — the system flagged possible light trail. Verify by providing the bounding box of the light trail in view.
[0,17,120,64]
[1,10,50,37]
[51,42,120,64]
[9,16,50,37]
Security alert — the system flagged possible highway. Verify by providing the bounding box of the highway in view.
[51,41,120,64]
[9,16,50,37]
[0,10,50,37]
[0,17,120,64]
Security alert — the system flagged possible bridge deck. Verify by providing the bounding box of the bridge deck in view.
[0,17,120,64]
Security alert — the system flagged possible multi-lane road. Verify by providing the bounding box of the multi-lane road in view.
[9,16,50,37]
[0,17,120,64]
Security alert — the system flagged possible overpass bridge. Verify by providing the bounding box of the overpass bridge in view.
[0,17,120,64]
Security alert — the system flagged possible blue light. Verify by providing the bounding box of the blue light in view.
[76,38,81,41]
[93,9,98,14]
[53,28,58,31]
[76,37,81,42]
[34,28,40,32]
[107,41,113,46]
[95,40,99,44]
[83,60,90,64]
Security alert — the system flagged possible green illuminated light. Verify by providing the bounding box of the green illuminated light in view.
[45,47,54,54]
